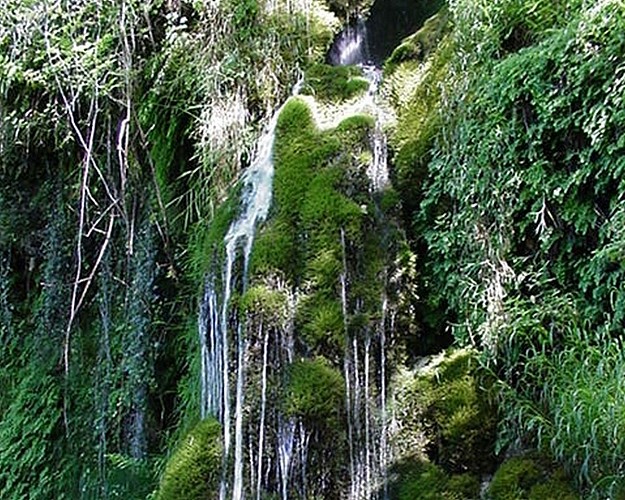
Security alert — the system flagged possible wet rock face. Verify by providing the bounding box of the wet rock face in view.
[327,0,445,67]
[365,0,445,64]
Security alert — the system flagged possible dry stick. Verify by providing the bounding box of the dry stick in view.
[42,3,120,432]
[71,212,116,327]
[64,91,99,380]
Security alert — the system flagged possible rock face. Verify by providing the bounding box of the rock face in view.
[193,63,404,496]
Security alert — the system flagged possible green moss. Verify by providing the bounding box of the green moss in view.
[283,357,344,427]
[392,349,497,474]
[250,220,299,277]
[334,114,376,158]
[188,182,242,278]
[300,168,363,246]
[488,459,580,500]
[276,97,317,139]
[528,478,579,500]
[299,296,345,353]
[444,473,481,499]
[156,418,223,500]
[301,64,369,102]
[240,284,288,319]
[390,460,449,500]
[385,6,450,73]
[488,457,543,500]
[387,34,454,235]
[254,87,396,366]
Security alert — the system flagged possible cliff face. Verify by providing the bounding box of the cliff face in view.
[0,1,341,497]
[1,0,624,498]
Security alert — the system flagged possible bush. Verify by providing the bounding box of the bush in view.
[156,418,223,500]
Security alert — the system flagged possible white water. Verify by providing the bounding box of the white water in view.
[198,84,298,499]
[329,18,370,66]
[331,27,392,500]
[256,322,269,500]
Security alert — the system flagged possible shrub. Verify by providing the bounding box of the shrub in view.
[156,418,223,500]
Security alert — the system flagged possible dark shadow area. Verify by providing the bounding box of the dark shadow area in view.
[365,0,446,65]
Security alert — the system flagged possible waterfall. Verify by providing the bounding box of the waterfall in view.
[256,321,269,500]
[328,17,370,66]
[198,91,291,499]
[197,14,396,497]
[331,21,392,500]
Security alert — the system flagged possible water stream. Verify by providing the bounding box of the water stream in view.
[331,19,393,500]
[199,87,295,499]
[198,15,394,499]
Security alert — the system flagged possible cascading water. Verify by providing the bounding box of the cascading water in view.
[198,86,297,499]
[198,13,397,499]
[328,17,370,66]
[331,20,393,500]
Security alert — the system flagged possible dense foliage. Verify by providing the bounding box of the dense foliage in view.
[3,0,625,497]
[388,0,625,496]
[0,0,340,496]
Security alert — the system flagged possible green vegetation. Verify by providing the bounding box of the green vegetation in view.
[156,418,223,500]
[3,0,625,496]
[0,0,339,496]
[385,5,450,72]
[387,0,625,497]
[387,459,481,500]
[301,64,369,101]
[488,456,578,500]
[392,349,497,474]
[284,357,344,426]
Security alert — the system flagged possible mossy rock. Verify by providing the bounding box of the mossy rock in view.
[392,349,497,474]
[156,418,223,500]
[389,459,449,500]
[489,457,580,500]
[283,357,345,428]
[488,457,543,500]
[387,458,482,500]
[385,6,450,73]
[301,64,369,102]
[335,114,375,151]
[240,284,288,320]
[528,478,579,500]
